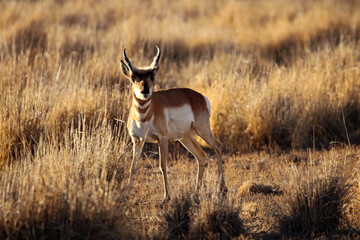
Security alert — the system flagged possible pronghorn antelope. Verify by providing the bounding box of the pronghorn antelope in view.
[120,46,226,202]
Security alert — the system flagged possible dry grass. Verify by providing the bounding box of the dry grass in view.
[279,156,353,237]
[0,0,360,238]
[0,122,136,239]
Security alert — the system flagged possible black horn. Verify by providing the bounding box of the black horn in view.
[123,48,136,71]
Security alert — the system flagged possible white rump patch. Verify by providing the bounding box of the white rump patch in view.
[165,104,195,139]
[204,96,211,117]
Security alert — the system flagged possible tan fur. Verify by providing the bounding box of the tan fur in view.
[121,47,226,202]
[130,87,209,131]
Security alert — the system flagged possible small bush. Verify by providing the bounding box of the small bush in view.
[164,192,244,239]
[205,208,244,240]
[280,171,351,237]
[190,198,244,239]
[164,193,193,239]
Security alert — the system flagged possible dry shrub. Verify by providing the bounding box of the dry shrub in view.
[164,193,193,239]
[190,198,244,240]
[164,191,244,239]
[198,208,243,240]
[343,159,360,231]
[280,161,353,237]
[243,94,298,150]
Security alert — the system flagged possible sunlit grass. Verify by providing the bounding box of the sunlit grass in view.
[0,0,359,238]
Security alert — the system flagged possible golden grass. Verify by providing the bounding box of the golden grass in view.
[0,0,360,238]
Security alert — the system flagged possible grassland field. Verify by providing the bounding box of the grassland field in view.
[0,0,360,239]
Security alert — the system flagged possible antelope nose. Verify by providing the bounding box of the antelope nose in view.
[141,88,149,94]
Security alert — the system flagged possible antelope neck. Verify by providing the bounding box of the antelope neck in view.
[132,91,152,112]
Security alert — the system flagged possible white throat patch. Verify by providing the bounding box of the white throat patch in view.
[134,106,151,121]
[133,98,151,109]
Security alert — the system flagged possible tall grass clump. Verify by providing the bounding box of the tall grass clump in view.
[0,119,135,239]
[164,183,244,239]
[164,193,193,239]
[343,158,360,232]
[189,190,244,239]
[279,155,353,237]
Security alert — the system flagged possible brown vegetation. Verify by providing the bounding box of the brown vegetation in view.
[0,0,360,238]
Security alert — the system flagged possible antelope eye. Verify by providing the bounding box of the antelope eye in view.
[150,77,155,81]
[131,77,136,82]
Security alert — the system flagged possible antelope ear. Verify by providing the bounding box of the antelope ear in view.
[120,60,131,78]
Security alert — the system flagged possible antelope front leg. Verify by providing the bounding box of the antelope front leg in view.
[159,138,170,203]
[127,139,143,190]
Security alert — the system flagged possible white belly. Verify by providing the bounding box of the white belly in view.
[128,104,195,142]
[165,105,194,140]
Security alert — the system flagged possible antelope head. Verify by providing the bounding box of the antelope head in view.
[120,46,161,100]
